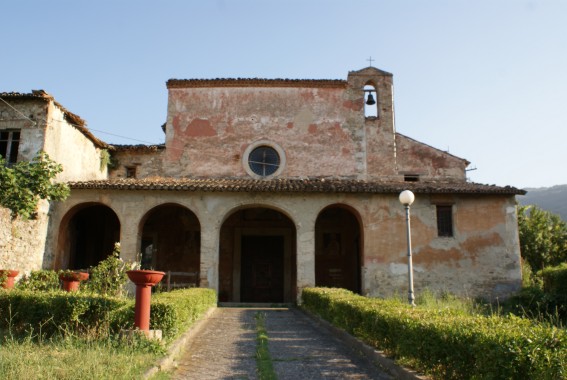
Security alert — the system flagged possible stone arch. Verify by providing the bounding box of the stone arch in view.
[56,203,121,270]
[315,204,363,293]
[139,203,201,286]
[219,206,297,303]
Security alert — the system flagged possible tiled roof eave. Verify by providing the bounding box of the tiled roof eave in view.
[166,78,348,89]
[67,179,526,196]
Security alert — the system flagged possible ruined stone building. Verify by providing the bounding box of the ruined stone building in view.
[0,67,525,302]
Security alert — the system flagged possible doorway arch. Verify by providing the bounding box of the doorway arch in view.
[315,205,362,293]
[140,204,201,286]
[57,203,120,270]
[219,207,296,303]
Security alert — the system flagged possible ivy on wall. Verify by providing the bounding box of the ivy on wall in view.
[0,152,70,220]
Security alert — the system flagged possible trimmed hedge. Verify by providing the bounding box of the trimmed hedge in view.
[0,288,216,341]
[148,288,217,339]
[0,290,129,337]
[541,263,567,303]
[301,287,567,380]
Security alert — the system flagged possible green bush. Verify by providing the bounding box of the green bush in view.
[541,263,567,297]
[148,288,217,339]
[0,286,216,341]
[0,290,130,337]
[302,288,567,380]
[85,243,130,297]
[16,270,60,292]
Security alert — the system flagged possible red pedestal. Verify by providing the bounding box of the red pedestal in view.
[59,272,89,292]
[126,270,165,331]
[0,270,19,289]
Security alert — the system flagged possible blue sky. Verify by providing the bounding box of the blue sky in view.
[2,1,566,188]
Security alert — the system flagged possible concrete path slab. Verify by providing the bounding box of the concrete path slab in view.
[171,307,394,380]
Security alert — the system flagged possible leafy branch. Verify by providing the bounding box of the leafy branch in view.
[0,151,70,220]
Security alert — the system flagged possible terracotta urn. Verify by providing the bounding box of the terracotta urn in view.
[0,270,19,289]
[127,270,165,331]
[59,271,89,292]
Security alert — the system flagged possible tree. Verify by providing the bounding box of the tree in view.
[518,205,567,271]
[0,152,70,220]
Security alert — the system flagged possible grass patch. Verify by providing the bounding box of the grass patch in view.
[0,332,164,380]
[254,312,277,380]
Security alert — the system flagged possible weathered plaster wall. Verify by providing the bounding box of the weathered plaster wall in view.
[0,201,51,277]
[395,134,468,180]
[108,148,165,179]
[162,68,413,181]
[164,86,365,178]
[0,99,47,162]
[362,194,522,300]
[47,189,522,300]
[43,103,107,181]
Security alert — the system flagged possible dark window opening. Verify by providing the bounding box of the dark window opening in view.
[364,84,378,119]
[436,205,454,237]
[0,130,20,165]
[126,166,137,178]
[248,146,280,177]
[404,174,420,182]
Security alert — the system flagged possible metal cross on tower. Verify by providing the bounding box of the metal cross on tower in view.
[367,56,375,67]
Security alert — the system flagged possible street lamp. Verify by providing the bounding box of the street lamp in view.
[399,190,416,306]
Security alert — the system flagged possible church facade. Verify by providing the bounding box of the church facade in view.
[0,67,525,301]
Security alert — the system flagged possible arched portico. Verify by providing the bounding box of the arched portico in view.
[56,203,120,270]
[218,207,296,303]
[315,204,362,293]
[139,203,201,286]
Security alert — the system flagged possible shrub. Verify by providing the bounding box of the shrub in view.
[0,290,130,337]
[148,288,216,339]
[302,288,567,380]
[16,270,59,292]
[85,243,130,297]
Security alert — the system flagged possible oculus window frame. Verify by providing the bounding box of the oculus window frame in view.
[243,140,286,179]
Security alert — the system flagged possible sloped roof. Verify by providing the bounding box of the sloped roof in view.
[68,177,526,195]
[0,90,108,149]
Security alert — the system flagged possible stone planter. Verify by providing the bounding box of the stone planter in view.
[126,270,165,331]
[59,271,89,292]
[0,270,19,289]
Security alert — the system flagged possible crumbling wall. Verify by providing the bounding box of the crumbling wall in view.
[395,134,468,181]
[0,201,50,275]
[43,103,107,181]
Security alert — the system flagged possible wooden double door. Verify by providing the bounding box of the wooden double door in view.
[240,235,285,303]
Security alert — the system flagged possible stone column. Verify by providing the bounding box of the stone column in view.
[198,215,219,293]
[295,214,316,303]
[119,213,140,263]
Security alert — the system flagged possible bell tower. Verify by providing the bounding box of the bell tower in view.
[347,67,397,180]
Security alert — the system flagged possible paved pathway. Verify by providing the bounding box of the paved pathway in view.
[172,307,393,380]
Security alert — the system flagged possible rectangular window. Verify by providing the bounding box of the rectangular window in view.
[404,174,420,182]
[126,166,137,178]
[0,130,20,164]
[436,205,454,237]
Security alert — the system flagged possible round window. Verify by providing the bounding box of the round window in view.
[248,146,280,177]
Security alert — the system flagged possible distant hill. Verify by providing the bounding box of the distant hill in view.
[517,184,567,221]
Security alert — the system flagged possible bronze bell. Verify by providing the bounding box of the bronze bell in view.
[366,92,376,105]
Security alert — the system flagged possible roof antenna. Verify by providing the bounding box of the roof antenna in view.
[367,56,374,67]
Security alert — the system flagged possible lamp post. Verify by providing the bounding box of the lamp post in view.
[399,190,416,306]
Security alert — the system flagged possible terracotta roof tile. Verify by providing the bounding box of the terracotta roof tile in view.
[0,91,108,149]
[68,177,526,195]
[111,144,165,152]
[166,78,348,89]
